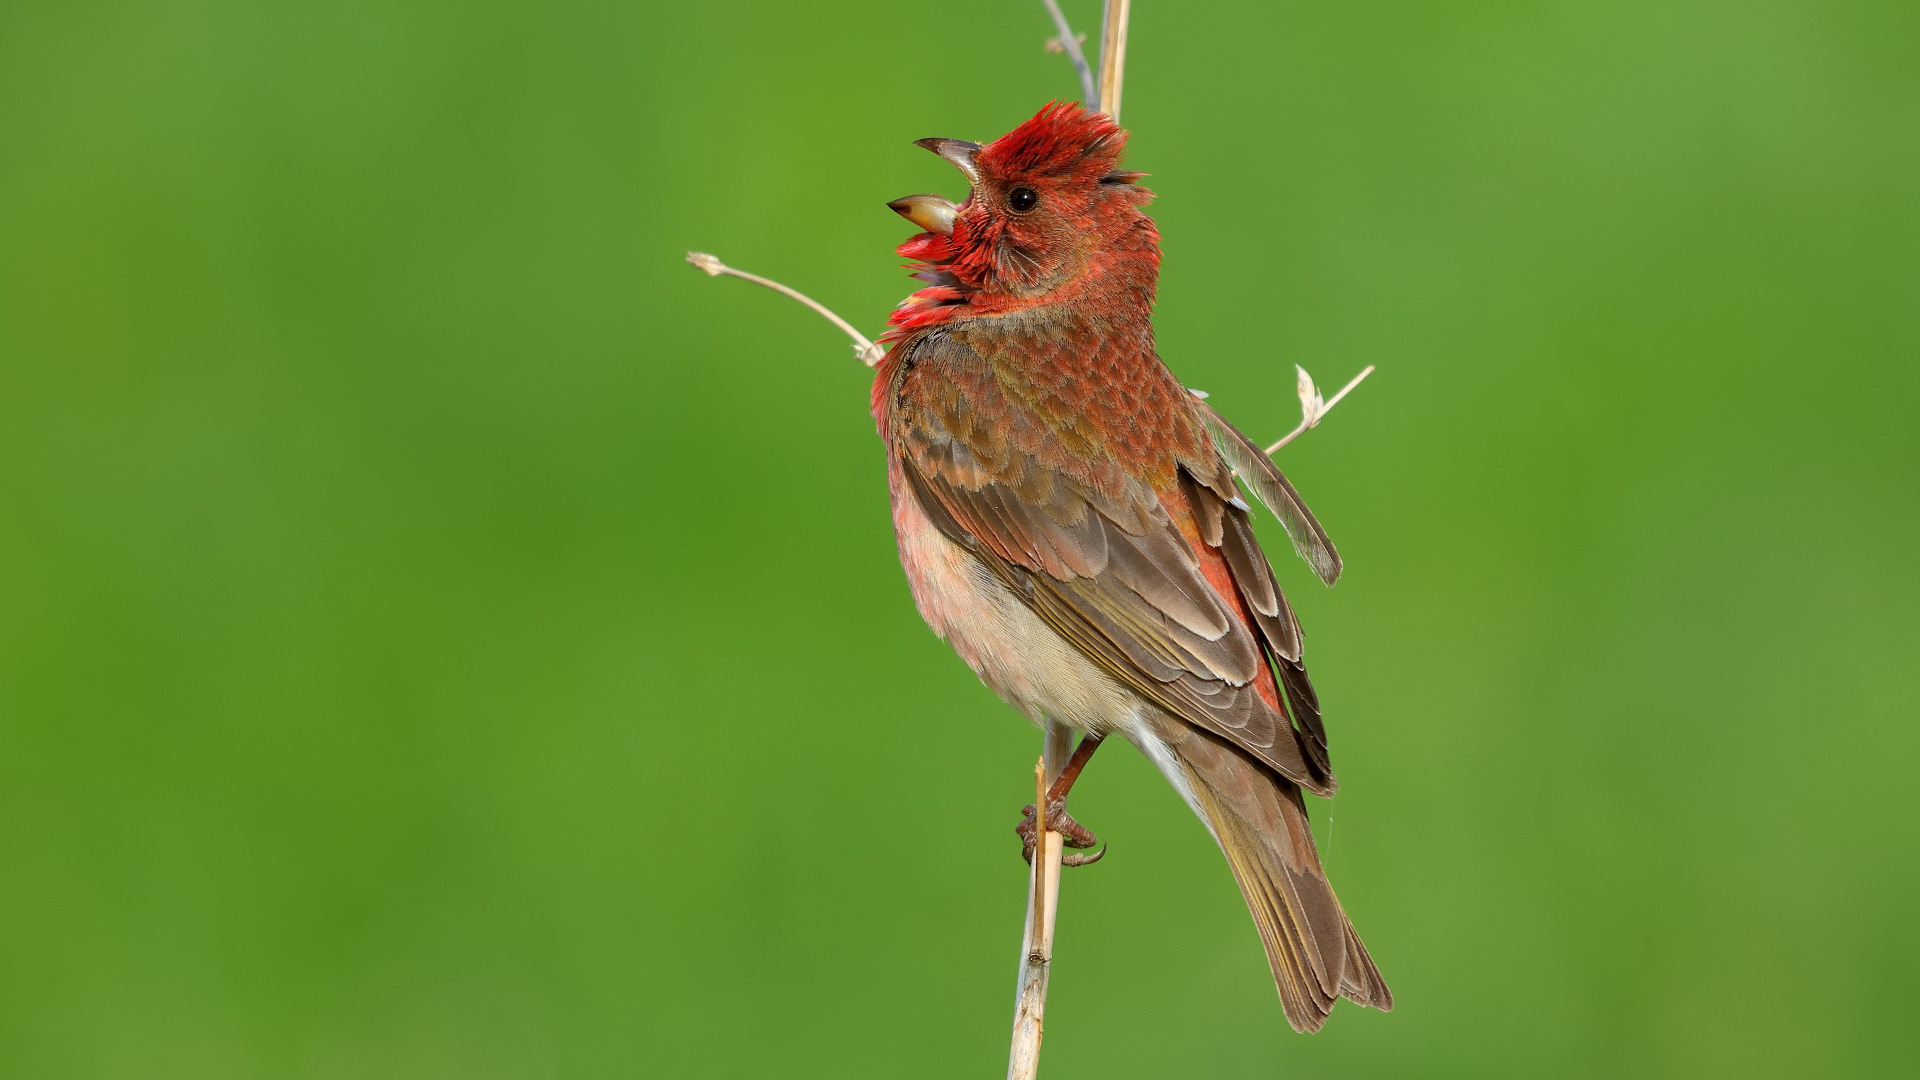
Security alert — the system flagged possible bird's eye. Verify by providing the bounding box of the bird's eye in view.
[1007,186,1039,213]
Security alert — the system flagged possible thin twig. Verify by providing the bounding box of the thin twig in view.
[1009,734,1071,1080]
[1039,0,1098,106]
[1096,0,1131,121]
[1263,364,1376,455]
[1031,758,1049,941]
[1008,834,1062,1080]
[685,252,884,367]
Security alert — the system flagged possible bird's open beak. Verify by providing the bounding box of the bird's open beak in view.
[887,193,960,236]
[914,137,982,183]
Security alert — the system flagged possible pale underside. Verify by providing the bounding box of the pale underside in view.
[890,462,1154,749]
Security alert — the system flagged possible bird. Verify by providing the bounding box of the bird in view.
[871,101,1392,1033]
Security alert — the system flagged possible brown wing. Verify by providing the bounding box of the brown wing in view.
[1190,396,1342,586]
[891,330,1335,792]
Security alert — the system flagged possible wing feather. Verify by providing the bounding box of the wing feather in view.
[1191,397,1342,586]
[892,332,1340,792]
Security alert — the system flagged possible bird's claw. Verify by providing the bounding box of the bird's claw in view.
[1062,843,1107,867]
[1016,797,1103,866]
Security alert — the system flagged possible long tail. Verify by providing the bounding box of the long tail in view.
[1144,715,1393,1032]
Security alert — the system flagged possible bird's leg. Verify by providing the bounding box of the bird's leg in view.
[1017,733,1106,866]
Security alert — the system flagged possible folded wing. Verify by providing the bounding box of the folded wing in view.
[891,330,1335,790]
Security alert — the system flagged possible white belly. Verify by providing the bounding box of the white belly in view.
[888,468,1144,738]
[887,467,1209,822]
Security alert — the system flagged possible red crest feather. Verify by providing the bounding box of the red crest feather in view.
[976,101,1127,183]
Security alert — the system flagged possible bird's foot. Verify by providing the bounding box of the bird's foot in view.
[1017,798,1105,867]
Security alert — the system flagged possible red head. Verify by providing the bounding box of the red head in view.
[887,102,1157,329]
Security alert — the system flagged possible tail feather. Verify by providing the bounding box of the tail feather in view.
[1148,714,1392,1032]
[1340,921,1393,1007]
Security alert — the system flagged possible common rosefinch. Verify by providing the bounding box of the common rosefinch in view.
[878,102,1390,1032]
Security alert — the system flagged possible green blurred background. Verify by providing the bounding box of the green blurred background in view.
[3,0,1916,1075]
